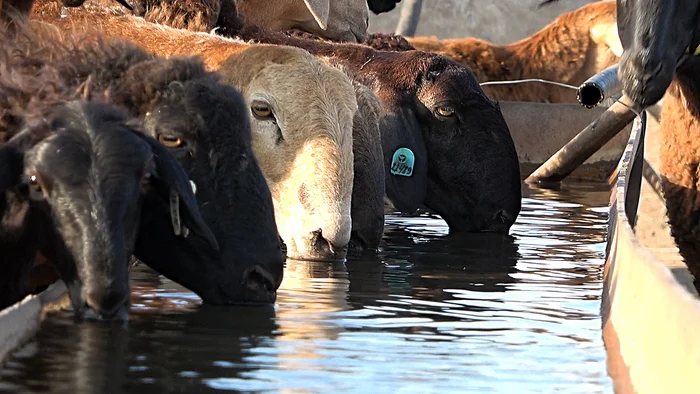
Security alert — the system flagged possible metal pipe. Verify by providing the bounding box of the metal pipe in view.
[577,64,621,108]
[525,94,638,184]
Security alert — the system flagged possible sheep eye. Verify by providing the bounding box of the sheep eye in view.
[158,135,184,148]
[29,174,41,191]
[251,101,273,119]
[435,105,455,118]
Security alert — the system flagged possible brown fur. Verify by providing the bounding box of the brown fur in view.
[32,0,253,70]
[405,1,621,103]
[659,59,700,290]
[113,0,368,42]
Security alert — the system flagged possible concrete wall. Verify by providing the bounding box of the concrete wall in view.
[368,0,599,44]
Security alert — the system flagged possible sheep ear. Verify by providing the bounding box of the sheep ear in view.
[0,129,35,191]
[0,145,24,191]
[135,132,219,252]
[380,107,428,214]
[303,0,330,30]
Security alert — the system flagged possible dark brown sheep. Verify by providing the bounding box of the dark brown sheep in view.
[228,25,524,233]
[614,0,700,290]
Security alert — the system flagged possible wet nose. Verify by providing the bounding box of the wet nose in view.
[484,209,516,233]
[238,265,281,304]
[85,285,130,320]
[310,229,348,261]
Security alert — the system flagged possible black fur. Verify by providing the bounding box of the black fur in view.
[1,24,283,308]
[56,37,284,305]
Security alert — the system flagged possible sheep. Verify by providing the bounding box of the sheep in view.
[402,1,622,103]
[289,2,621,103]
[213,14,523,232]
[0,25,210,318]
[14,16,286,305]
[613,0,700,289]
[346,78,385,253]
[285,1,620,102]
[36,1,375,260]
[217,46,357,261]
[321,59,385,253]
[34,0,522,234]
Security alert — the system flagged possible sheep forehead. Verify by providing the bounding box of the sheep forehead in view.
[33,123,150,188]
[248,62,358,135]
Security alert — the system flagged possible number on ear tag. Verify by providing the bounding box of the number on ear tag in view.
[390,148,415,177]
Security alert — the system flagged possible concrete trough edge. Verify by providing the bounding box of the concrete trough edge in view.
[603,114,700,393]
[0,281,68,366]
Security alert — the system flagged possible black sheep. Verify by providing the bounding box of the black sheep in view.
[0,27,208,318]
[3,21,284,308]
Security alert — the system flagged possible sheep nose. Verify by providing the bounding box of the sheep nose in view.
[484,209,515,233]
[242,265,280,297]
[85,286,130,320]
[308,229,348,261]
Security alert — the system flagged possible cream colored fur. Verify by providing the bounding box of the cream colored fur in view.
[221,46,357,260]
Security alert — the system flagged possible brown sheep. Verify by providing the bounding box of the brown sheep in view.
[404,1,622,103]
[614,0,700,290]
[226,22,525,233]
[283,2,621,103]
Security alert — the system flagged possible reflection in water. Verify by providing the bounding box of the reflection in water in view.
[0,183,613,393]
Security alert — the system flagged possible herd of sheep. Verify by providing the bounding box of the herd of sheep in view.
[0,0,656,323]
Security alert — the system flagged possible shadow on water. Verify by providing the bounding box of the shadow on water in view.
[0,276,279,393]
[0,182,614,393]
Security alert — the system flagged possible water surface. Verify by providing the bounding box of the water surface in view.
[0,183,613,393]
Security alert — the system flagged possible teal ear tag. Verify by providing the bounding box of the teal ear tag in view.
[390,147,415,177]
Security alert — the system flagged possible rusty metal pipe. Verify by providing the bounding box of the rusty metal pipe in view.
[525,94,638,184]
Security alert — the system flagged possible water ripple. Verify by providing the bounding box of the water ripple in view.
[0,183,613,393]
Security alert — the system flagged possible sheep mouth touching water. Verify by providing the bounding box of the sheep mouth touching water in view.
[3,19,285,307]
[0,98,209,321]
[218,46,357,262]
